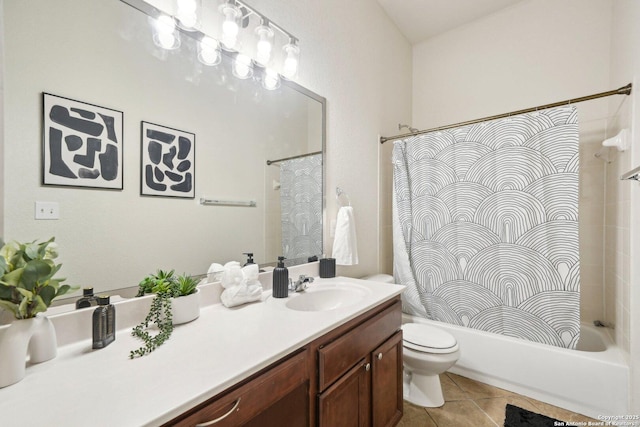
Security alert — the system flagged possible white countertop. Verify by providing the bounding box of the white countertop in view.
[0,275,404,427]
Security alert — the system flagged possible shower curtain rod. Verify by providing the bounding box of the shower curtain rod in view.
[379,83,632,144]
[266,151,322,165]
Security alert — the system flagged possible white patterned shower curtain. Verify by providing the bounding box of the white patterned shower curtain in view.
[280,154,323,259]
[393,106,580,349]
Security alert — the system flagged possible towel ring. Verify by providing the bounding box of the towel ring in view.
[336,187,351,207]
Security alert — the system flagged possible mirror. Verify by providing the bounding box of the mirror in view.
[1,0,325,300]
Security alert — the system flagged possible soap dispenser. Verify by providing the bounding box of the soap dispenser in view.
[76,287,96,309]
[243,252,255,266]
[272,256,289,298]
[92,295,115,349]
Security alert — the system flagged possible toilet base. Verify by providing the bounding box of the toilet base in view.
[403,370,445,408]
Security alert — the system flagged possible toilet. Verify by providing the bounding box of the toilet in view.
[401,323,459,407]
[361,274,460,408]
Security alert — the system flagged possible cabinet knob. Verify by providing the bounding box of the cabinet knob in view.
[365,363,371,371]
[377,352,383,360]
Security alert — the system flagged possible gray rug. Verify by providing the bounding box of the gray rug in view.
[504,404,564,427]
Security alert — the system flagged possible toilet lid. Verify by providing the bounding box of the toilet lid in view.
[402,323,458,353]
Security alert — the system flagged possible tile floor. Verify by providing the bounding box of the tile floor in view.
[398,372,597,427]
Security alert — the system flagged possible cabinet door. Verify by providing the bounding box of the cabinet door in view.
[371,331,403,427]
[318,358,370,427]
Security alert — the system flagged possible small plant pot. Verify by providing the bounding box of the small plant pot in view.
[171,288,200,325]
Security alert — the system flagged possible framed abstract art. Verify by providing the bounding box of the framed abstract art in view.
[140,121,195,198]
[42,93,124,189]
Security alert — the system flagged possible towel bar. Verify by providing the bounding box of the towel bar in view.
[199,198,257,207]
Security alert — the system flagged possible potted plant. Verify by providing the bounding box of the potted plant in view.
[130,269,200,358]
[0,237,77,387]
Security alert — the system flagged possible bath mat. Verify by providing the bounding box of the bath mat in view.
[504,404,563,427]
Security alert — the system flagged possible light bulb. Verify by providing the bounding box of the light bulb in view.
[282,40,300,79]
[262,68,280,90]
[219,2,240,50]
[177,0,197,13]
[198,37,221,66]
[176,0,199,29]
[152,15,180,50]
[255,23,274,65]
[233,54,253,79]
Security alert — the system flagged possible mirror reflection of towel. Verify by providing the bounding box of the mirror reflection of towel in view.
[332,206,359,265]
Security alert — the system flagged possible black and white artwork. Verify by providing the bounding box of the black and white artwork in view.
[393,106,580,349]
[141,121,195,198]
[42,93,123,189]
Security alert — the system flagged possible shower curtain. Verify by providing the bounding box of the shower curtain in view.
[393,106,580,349]
[280,154,323,259]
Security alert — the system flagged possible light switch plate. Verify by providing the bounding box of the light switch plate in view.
[35,201,60,220]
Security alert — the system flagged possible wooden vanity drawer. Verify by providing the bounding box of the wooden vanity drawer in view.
[170,349,308,427]
[317,300,401,391]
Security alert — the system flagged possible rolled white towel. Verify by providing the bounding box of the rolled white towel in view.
[220,282,262,308]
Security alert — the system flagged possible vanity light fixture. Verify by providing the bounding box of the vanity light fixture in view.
[282,38,300,79]
[219,0,241,50]
[175,0,200,30]
[222,0,302,80]
[145,0,301,85]
[254,18,274,65]
[151,14,180,50]
[198,36,221,66]
[262,68,280,90]
[233,53,254,79]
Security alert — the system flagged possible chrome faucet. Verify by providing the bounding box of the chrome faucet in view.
[290,275,314,292]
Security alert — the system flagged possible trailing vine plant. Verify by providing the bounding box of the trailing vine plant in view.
[129,269,197,359]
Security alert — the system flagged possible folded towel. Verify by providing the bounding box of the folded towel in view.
[220,282,262,308]
[332,206,359,265]
[206,263,225,283]
[220,263,263,307]
[221,261,244,289]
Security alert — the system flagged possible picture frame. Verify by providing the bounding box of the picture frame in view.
[140,121,195,198]
[42,93,124,189]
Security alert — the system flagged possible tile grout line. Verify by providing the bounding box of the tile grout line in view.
[471,398,501,427]
[423,408,439,427]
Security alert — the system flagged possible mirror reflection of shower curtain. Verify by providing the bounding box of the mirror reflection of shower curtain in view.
[280,154,323,259]
[393,106,580,349]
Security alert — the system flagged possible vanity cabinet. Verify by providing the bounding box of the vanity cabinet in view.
[167,349,309,427]
[315,298,403,427]
[164,297,402,427]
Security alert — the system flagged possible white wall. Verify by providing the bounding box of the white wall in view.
[249,0,413,277]
[608,0,640,414]
[412,0,611,130]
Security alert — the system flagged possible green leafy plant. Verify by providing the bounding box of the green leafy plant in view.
[0,237,77,319]
[130,270,198,358]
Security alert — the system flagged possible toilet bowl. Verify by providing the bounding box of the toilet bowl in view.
[402,323,460,407]
[361,273,460,408]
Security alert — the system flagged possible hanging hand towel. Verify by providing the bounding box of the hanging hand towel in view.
[332,206,359,265]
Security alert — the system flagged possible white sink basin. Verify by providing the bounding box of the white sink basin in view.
[284,283,370,312]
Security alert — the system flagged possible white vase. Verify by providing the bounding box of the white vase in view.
[0,315,57,388]
[171,288,200,325]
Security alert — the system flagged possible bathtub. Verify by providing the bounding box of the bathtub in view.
[403,314,629,419]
